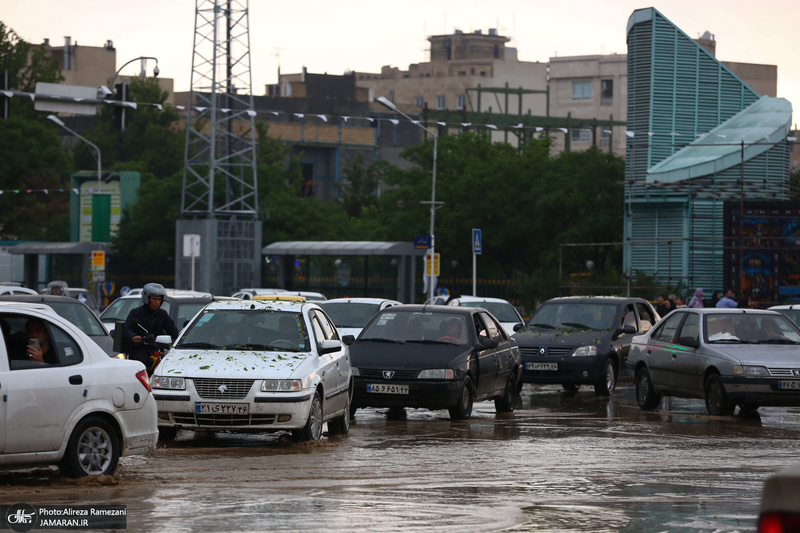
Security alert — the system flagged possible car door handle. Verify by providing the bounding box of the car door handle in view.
[672,353,677,359]
[646,350,651,355]
[69,375,83,385]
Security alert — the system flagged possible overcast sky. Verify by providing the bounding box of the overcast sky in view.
[3,0,798,128]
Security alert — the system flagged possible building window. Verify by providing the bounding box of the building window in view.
[471,68,475,75]
[480,71,486,77]
[572,81,591,101]
[456,94,465,110]
[414,96,423,107]
[436,95,445,110]
[600,129,611,140]
[458,71,466,76]
[601,79,613,106]
[571,129,591,142]
[494,45,500,59]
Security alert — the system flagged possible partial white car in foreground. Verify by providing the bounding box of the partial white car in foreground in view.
[446,296,524,336]
[758,464,800,532]
[0,302,158,476]
[151,299,354,441]
[317,297,402,338]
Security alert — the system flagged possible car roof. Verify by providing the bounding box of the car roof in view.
[0,294,91,305]
[543,296,651,304]
[205,299,312,312]
[320,298,400,305]
[383,304,474,315]
[768,305,800,310]
[0,301,60,314]
[451,296,512,304]
[253,295,307,302]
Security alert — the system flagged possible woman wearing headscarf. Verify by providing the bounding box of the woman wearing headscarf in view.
[688,288,704,308]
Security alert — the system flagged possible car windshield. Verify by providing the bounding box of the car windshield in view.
[174,303,207,328]
[317,302,380,328]
[457,301,519,322]
[775,309,800,328]
[100,298,172,322]
[176,309,310,352]
[46,301,107,336]
[68,289,97,309]
[361,310,471,345]
[526,302,618,331]
[705,314,800,344]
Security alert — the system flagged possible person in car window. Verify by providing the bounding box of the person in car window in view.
[26,318,56,364]
[123,283,179,372]
[761,318,785,339]
[279,315,301,343]
[441,318,467,344]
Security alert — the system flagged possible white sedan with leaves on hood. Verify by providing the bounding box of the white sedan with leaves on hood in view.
[150,299,354,441]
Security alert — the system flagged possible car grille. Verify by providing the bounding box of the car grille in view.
[359,369,419,380]
[519,346,574,357]
[172,413,276,426]
[767,368,800,378]
[192,379,254,400]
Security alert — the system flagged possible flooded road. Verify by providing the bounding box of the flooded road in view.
[3,384,798,532]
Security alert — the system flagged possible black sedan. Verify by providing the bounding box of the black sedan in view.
[512,296,660,396]
[349,305,521,420]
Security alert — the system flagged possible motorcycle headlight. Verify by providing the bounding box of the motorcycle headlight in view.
[572,345,597,357]
[417,369,455,379]
[733,365,768,376]
[261,379,303,392]
[151,376,185,390]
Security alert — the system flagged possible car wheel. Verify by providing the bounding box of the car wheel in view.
[158,427,178,441]
[328,386,352,437]
[704,373,735,416]
[635,368,661,410]
[293,390,324,442]
[594,358,616,397]
[562,383,581,394]
[63,417,120,477]
[494,373,517,413]
[449,376,474,420]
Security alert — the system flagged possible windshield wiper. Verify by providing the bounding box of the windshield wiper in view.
[406,339,457,345]
[756,338,800,345]
[560,322,597,331]
[176,342,219,349]
[223,343,271,350]
[529,323,556,329]
[361,338,406,344]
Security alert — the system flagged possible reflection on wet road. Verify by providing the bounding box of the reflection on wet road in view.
[3,385,799,532]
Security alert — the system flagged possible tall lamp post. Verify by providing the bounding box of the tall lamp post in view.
[107,56,159,95]
[376,96,441,302]
[47,115,101,193]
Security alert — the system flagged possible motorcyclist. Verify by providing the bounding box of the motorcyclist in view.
[122,283,179,374]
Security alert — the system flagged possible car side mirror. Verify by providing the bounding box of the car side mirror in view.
[155,335,173,346]
[320,339,342,355]
[614,324,637,339]
[678,336,700,349]
[341,334,355,346]
[513,323,524,332]
[479,336,499,350]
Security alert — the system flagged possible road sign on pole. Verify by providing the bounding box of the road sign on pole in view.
[472,229,481,297]
[414,235,432,249]
[425,253,440,277]
[183,234,201,291]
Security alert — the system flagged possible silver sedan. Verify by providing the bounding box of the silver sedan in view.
[627,308,800,416]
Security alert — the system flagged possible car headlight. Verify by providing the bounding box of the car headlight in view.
[572,345,597,357]
[733,365,768,376]
[417,369,455,379]
[261,379,303,392]
[151,376,186,390]
[352,367,360,376]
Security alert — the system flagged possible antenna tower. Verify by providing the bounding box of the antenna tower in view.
[177,0,262,294]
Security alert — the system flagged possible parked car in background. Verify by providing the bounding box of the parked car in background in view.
[0,301,158,476]
[513,297,659,396]
[0,294,114,355]
[99,291,221,334]
[39,281,102,315]
[628,308,800,416]
[422,295,449,306]
[768,304,800,327]
[317,297,402,338]
[349,305,521,420]
[232,288,326,301]
[757,464,800,533]
[0,285,37,296]
[446,296,524,336]
[151,299,353,441]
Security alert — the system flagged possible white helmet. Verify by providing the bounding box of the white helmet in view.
[142,283,167,306]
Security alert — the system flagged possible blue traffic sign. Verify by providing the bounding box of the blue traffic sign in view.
[414,235,432,249]
[472,228,482,254]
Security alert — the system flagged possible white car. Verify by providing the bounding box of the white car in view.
[151,299,354,441]
[0,302,158,476]
[768,304,800,327]
[232,288,327,302]
[446,296,524,336]
[0,286,37,296]
[317,298,402,338]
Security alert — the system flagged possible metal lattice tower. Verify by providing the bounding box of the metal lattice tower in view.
[177,0,261,294]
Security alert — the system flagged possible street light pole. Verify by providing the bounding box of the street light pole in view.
[376,96,441,302]
[109,56,159,94]
[47,115,102,193]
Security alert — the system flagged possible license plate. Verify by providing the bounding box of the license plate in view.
[195,402,249,414]
[526,362,557,371]
[366,383,409,394]
[778,381,800,390]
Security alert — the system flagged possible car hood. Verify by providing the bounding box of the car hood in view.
[156,349,315,379]
[513,327,609,347]
[704,343,800,365]
[350,340,470,369]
